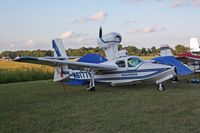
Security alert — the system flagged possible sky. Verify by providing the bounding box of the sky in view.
[0,0,200,52]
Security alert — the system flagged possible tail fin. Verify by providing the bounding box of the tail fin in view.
[190,37,200,52]
[52,39,68,59]
[160,44,173,56]
[52,39,69,82]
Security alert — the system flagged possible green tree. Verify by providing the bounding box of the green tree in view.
[175,44,189,54]
[151,46,157,55]
[141,48,147,56]
[1,51,16,59]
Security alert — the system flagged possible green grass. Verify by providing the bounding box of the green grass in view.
[0,78,200,133]
[0,68,53,84]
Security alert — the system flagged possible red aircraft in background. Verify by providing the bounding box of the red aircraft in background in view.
[159,37,200,73]
[176,38,200,72]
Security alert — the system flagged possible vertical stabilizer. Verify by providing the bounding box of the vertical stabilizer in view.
[52,39,68,59]
[190,37,200,52]
[52,39,69,81]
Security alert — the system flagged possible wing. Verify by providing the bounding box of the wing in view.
[176,56,200,64]
[153,56,193,75]
[187,56,200,61]
[46,56,79,60]
[14,57,118,70]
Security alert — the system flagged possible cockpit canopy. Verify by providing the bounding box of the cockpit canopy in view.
[115,56,143,69]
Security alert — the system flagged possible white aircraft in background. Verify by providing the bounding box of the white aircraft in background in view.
[160,37,200,57]
[15,28,180,91]
[190,37,200,52]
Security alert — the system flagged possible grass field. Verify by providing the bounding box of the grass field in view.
[0,61,53,84]
[0,77,200,133]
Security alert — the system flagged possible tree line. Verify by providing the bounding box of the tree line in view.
[0,44,189,59]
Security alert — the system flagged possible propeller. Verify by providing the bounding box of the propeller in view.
[99,26,102,38]
[99,26,106,43]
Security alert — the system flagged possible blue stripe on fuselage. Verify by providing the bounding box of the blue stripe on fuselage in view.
[100,68,168,75]
[95,68,170,81]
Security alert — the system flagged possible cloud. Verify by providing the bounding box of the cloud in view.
[24,40,37,47]
[9,43,16,48]
[63,36,97,49]
[72,11,108,24]
[24,40,41,48]
[60,30,84,40]
[120,20,137,27]
[191,0,200,7]
[120,0,200,8]
[60,30,96,48]
[120,0,144,3]
[60,31,73,39]
[76,36,96,47]
[170,0,190,8]
[127,25,165,34]
[143,25,165,33]
[170,0,200,8]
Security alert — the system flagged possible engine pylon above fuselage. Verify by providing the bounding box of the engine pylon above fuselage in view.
[97,27,128,60]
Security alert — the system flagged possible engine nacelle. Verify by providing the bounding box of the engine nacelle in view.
[98,32,122,48]
[101,32,122,43]
[97,31,123,60]
[97,27,128,60]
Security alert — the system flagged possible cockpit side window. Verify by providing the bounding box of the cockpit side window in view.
[127,57,141,67]
[116,60,126,68]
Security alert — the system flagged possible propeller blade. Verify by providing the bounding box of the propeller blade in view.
[99,26,102,38]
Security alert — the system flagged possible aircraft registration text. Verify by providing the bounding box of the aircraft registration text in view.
[71,71,91,79]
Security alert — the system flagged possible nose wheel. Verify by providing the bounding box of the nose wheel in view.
[157,83,165,91]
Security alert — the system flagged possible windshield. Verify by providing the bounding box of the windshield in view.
[127,57,142,67]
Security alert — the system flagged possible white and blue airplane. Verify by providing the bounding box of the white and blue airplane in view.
[15,28,188,91]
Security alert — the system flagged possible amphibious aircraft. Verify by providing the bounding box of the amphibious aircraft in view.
[15,28,190,91]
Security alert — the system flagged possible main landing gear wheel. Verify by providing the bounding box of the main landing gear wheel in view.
[172,76,179,83]
[157,83,165,91]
